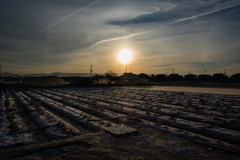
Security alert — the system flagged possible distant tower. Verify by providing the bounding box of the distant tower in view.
[90,64,92,77]
[224,69,226,75]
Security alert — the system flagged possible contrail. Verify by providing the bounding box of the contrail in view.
[18,0,99,47]
[88,29,154,48]
[89,1,240,48]
[171,1,240,24]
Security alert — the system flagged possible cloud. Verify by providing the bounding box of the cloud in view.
[1,0,240,75]
[88,0,240,48]
[108,0,240,25]
[18,0,99,47]
[172,0,240,24]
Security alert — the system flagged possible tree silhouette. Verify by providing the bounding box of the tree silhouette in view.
[104,70,117,77]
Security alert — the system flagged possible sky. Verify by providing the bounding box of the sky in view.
[1,0,240,76]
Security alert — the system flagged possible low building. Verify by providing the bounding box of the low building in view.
[138,73,150,79]
[93,77,111,85]
[155,74,167,81]
[184,74,197,81]
[117,73,147,85]
[21,76,65,87]
[230,73,240,83]
[213,73,228,82]
[167,74,182,81]
[1,77,20,83]
[62,77,85,86]
[121,73,138,77]
[198,74,212,82]
[10,74,20,78]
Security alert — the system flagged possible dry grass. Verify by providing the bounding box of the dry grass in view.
[127,114,142,122]
[222,107,228,114]
[146,108,150,114]
[168,111,176,120]
[105,122,111,127]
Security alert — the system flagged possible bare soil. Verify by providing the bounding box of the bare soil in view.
[1,86,240,160]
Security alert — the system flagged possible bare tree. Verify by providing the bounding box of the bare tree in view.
[104,70,118,77]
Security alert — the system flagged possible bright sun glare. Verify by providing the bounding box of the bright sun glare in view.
[118,49,132,64]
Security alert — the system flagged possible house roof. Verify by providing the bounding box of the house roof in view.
[121,73,138,77]
[119,76,146,81]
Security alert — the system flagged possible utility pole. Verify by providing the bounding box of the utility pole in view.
[90,64,92,77]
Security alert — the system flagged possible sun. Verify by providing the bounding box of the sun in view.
[118,49,132,64]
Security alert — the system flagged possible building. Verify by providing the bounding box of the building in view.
[21,76,65,87]
[62,77,85,86]
[213,73,228,82]
[155,74,167,81]
[138,73,150,79]
[167,74,182,81]
[184,74,197,81]
[230,73,240,83]
[10,74,21,78]
[93,77,111,85]
[117,73,147,85]
[198,74,212,82]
